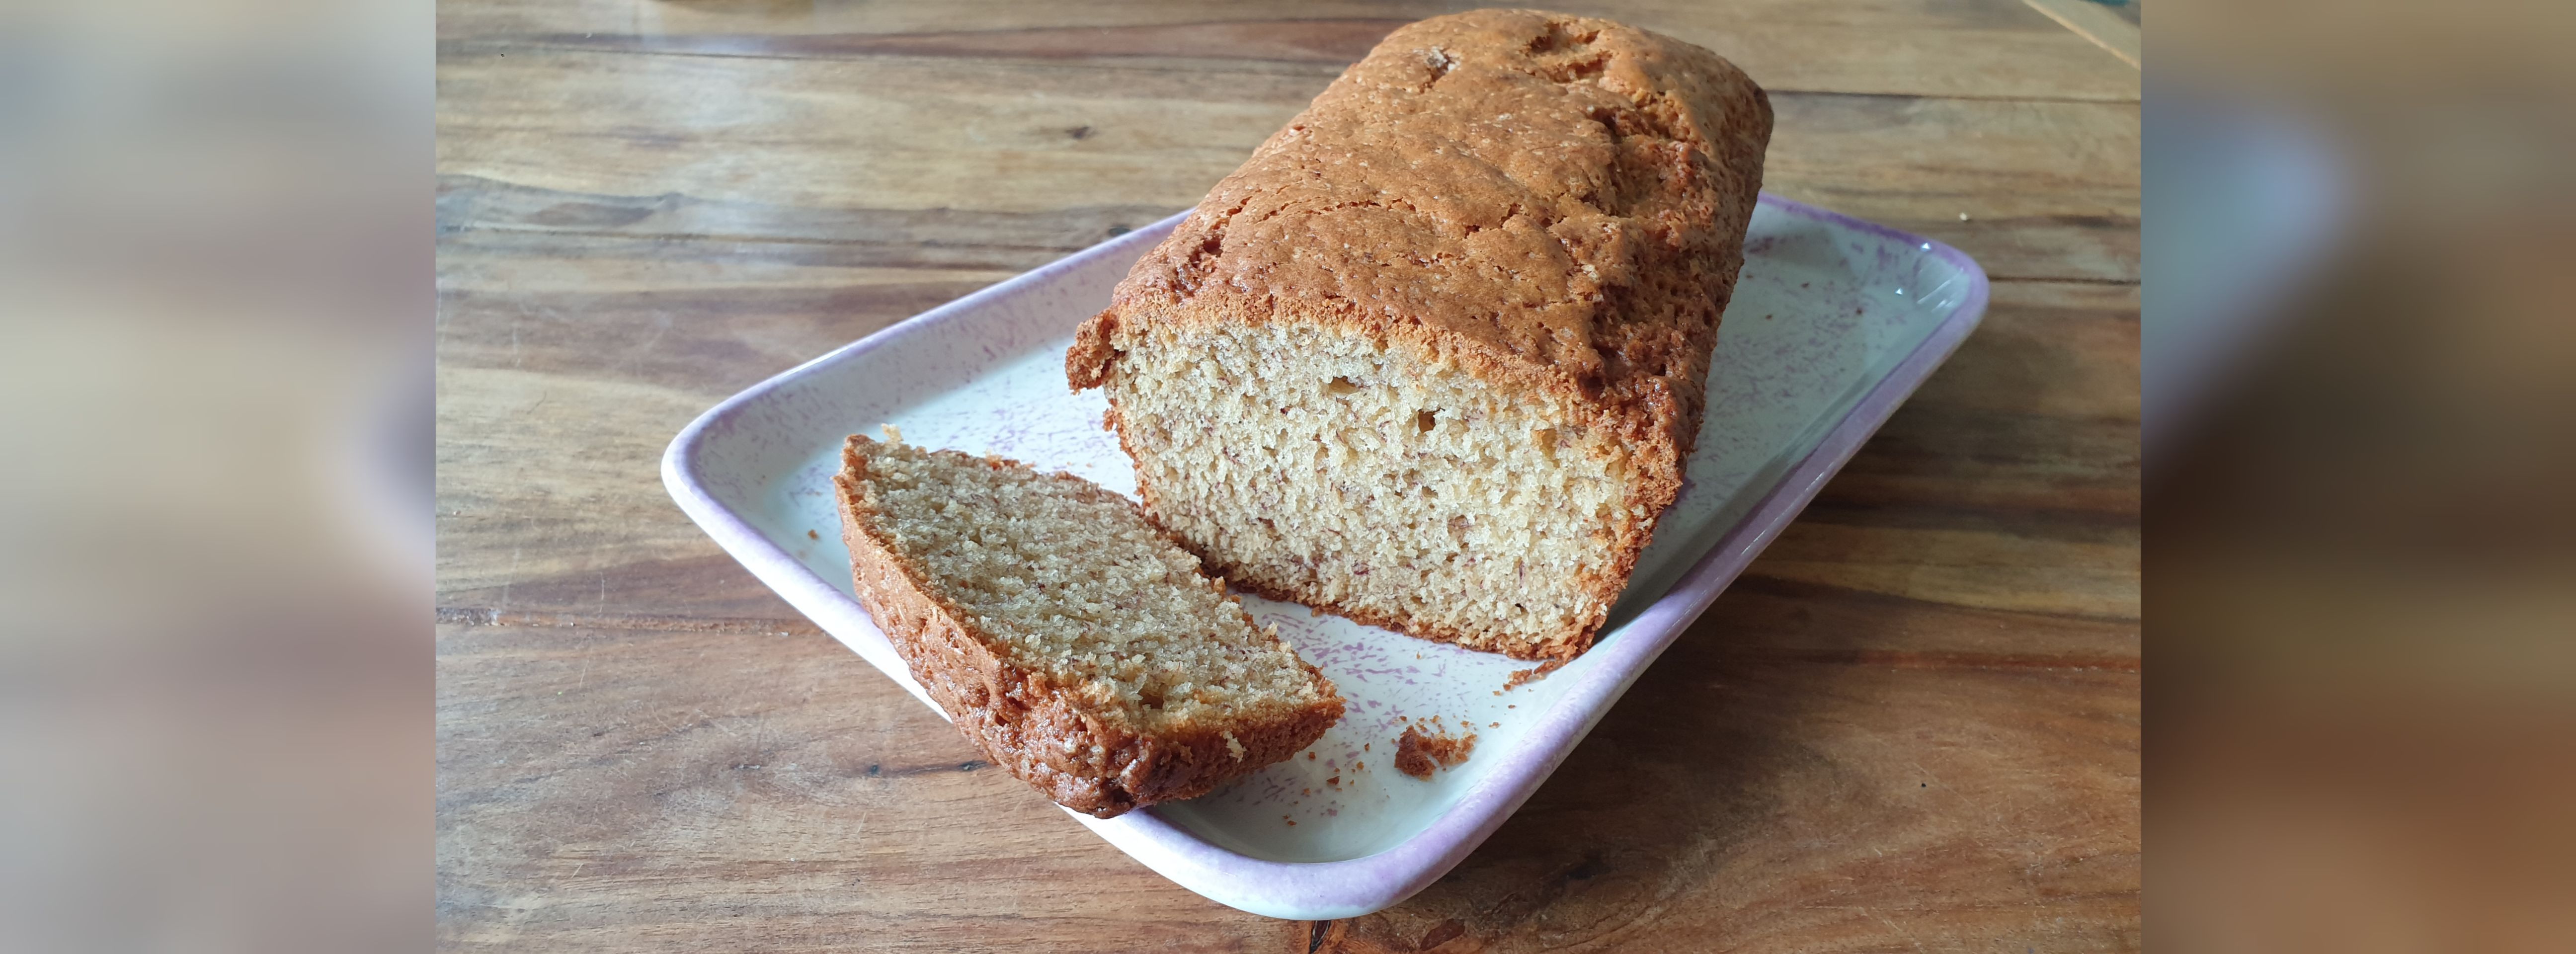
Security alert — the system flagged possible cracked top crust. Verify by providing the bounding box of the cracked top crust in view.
[1071,8,1771,453]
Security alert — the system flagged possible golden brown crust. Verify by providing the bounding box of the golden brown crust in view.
[1065,308,1118,391]
[833,436,1343,817]
[1068,9,1768,657]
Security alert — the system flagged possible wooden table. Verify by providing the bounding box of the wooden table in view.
[437,2,2139,950]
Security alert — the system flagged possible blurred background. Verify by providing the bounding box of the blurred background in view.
[0,1,429,951]
[0,0,2568,950]
[2149,1,2576,951]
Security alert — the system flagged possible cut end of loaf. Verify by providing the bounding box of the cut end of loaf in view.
[835,435,1342,816]
[1099,323,1671,659]
[1065,9,1762,659]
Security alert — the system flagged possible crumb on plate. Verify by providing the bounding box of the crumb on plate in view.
[1394,723,1479,780]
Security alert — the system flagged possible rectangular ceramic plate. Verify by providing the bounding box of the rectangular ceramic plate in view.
[664,194,1987,920]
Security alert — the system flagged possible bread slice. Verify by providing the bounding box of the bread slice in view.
[1066,10,1772,659]
[832,432,1343,817]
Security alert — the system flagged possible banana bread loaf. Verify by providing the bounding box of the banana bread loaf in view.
[1067,9,1772,659]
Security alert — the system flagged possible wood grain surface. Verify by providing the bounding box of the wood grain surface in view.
[436,1,2140,950]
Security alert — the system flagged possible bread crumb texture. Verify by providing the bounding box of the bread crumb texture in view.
[1394,718,1480,780]
[1070,9,1771,659]
[834,435,1341,816]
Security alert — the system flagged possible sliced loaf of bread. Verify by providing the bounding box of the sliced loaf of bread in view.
[833,432,1343,817]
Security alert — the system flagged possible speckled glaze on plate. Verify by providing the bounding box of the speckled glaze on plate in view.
[663,194,1987,920]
